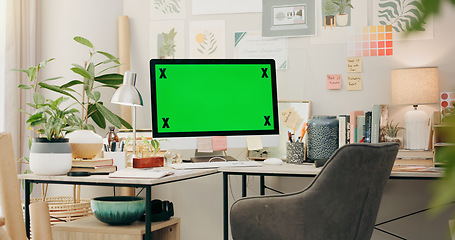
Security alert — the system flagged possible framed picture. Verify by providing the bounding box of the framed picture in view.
[262,0,317,37]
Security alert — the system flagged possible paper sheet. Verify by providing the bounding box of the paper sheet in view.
[246,136,263,150]
[280,107,300,129]
[197,137,213,152]
[212,136,228,151]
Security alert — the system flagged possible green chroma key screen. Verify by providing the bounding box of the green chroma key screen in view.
[150,59,279,138]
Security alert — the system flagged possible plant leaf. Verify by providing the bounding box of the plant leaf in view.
[61,80,84,88]
[95,102,122,129]
[118,115,133,129]
[74,36,94,49]
[97,51,120,64]
[33,92,45,105]
[39,82,81,104]
[71,67,92,79]
[18,84,32,89]
[94,73,124,85]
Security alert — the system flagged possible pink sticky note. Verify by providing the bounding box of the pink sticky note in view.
[212,136,228,151]
[327,74,342,90]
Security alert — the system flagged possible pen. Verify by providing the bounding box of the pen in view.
[288,131,293,142]
[300,123,308,142]
[110,142,117,152]
[120,141,124,152]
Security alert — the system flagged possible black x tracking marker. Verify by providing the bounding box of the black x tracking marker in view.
[162,118,170,128]
[159,68,167,79]
[261,68,268,78]
[264,116,271,126]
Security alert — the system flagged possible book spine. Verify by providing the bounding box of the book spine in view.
[364,111,372,143]
[339,115,347,147]
[357,115,366,143]
[371,105,380,143]
[346,116,351,144]
[350,111,364,143]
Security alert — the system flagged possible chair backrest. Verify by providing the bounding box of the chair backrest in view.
[300,142,399,239]
[0,133,28,240]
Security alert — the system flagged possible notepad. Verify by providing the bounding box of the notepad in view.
[109,168,174,179]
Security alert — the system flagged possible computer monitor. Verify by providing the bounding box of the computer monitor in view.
[149,59,279,150]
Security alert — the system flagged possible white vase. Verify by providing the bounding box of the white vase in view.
[66,130,104,159]
[336,14,349,27]
[29,138,72,175]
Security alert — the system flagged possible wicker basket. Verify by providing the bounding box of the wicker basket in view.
[23,185,92,225]
[28,196,92,224]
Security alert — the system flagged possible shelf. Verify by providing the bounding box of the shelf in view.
[52,215,180,240]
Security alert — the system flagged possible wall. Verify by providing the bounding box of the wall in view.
[37,0,455,239]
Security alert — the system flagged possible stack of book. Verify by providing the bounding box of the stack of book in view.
[70,158,117,173]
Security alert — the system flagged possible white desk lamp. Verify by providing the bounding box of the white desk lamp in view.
[391,67,439,150]
[111,71,143,159]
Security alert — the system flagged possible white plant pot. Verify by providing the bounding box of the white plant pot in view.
[29,138,72,175]
[336,14,349,27]
[66,130,104,159]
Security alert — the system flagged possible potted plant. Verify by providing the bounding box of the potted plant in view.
[381,120,404,147]
[40,36,132,131]
[159,28,177,59]
[322,0,338,29]
[130,136,165,168]
[15,59,81,175]
[333,0,353,27]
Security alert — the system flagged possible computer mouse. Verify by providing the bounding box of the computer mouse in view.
[263,158,283,165]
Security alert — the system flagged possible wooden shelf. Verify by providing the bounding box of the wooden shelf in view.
[52,215,180,240]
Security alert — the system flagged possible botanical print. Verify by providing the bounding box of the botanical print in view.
[149,21,185,59]
[189,20,225,59]
[153,0,182,14]
[376,0,425,32]
[150,0,185,20]
[195,31,218,56]
[158,28,177,59]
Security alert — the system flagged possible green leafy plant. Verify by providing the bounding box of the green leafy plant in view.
[14,58,81,140]
[125,136,162,157]
[377,0,425,32]
[323,0,339,16]
[159,28,177,58]
[40,36,132,131]
[408,0,455,32]
[333,0,354,15]
[383,120,404,137]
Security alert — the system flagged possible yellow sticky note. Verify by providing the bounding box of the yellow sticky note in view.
[280,107,300,129]
[347,57,362,73]
[212,136,228,151]
[197,137,213,153]
[347,75,362,91]
[246,136,263,150]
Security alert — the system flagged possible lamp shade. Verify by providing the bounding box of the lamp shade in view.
[391,67,439,105]
[111,71,143,106]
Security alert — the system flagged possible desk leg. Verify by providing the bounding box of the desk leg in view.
[223,173,228,240]
[241,175,247,197]
[24,180,31,239]
[145,186,152,240]
[260,175,265,195]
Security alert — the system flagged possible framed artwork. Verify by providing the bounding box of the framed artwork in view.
[262,0,317,37]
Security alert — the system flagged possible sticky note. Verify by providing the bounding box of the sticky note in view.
[347,57,362,73]
[347,75,362,91]
[327,74,342,90]
[197,137,213,152]
[246,136,263,150]
[280,107,300,129]
[212,136,228,151]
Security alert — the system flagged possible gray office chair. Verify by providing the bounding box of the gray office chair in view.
[230,143,399,240]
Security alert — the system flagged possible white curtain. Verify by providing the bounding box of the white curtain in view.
[0,0,36,172]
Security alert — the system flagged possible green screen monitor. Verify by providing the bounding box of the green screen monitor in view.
[150,59,279,143]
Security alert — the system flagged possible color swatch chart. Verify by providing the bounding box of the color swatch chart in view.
[347,25,393,57]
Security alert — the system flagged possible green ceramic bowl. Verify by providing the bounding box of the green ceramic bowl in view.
[91,196,145,225]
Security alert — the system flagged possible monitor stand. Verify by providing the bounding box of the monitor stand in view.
[190,150,237,162]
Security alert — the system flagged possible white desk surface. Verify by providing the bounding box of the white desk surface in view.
[219,163,442,178]
[17,168,218,185]
[17,163,442,183]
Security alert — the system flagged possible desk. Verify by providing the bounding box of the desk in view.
[18,168,217,240]
[220,163,442,240]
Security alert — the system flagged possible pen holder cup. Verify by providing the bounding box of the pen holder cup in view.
[286,142,305,164]
[103,151,126,171]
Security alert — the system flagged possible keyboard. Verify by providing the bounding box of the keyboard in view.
[171,161,262,170]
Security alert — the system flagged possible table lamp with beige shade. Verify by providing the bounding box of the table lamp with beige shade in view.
[391,67,439,150]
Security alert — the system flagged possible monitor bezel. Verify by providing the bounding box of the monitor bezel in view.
[150,59,279,138]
